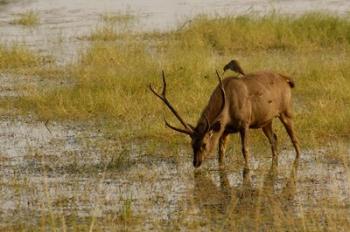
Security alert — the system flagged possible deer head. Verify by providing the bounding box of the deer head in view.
[149,71,226,167]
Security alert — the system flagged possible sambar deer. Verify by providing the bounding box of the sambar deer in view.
[149,65,300,169]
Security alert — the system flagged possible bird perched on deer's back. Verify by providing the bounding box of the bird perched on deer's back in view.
[223,59,245,76]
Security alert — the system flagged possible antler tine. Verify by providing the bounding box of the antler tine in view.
[209,70,226,129]
[161,70,166,96]
[149,84,162,99]
[187,123,195,131]
[148,70,167,100]
[149,71,194,135]
[165,119,193,136]
[215,70,226,98]
[216,70,224,88]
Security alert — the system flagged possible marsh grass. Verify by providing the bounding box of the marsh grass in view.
[176,12,350,52]
[79,25,121,41]
[0,44,46,70]
[11,10,39,26]
[119,198,133,222]
[79,12,137,41]
[14,12,350,148]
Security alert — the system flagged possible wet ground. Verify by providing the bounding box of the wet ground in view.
[0,115,349,230]
[1,0,350,230]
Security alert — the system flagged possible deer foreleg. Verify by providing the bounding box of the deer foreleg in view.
[218,133,229,166]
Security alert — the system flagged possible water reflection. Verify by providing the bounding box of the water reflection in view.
[193,157,299,230]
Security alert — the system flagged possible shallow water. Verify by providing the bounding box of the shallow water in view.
[0,116,349,230]
[1,0,350,63]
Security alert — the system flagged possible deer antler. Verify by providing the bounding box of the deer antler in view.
[216,70,226,110]
[213,70,226,123]
[149,71,194,136]
[203,71,226,132]
[164,119,193,135]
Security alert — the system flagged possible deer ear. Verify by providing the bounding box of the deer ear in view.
[211,121,221,132]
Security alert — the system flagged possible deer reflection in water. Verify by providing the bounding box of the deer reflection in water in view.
[192,158,299,230]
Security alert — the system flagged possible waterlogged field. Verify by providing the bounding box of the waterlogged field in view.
[0,0,350,231]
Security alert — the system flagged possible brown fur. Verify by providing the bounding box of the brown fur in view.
[193,71,300,168]
[150,70,300,169]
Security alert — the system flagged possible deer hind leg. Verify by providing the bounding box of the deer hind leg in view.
[240,126,250,170]
[279,113,301,158]
[262,121,278,166]
[218,132,229,166]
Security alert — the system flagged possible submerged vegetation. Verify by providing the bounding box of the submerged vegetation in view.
[78,12,137,42]
[11,10,40,26]
[80,25,121,41]
[100,12,137,24]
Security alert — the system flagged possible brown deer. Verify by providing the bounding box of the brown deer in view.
[149,66,300,169]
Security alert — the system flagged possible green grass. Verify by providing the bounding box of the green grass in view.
[11,10,40,26]
[8,12,350,147]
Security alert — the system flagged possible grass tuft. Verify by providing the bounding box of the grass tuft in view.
[11,10,40,26]
[101,12,136,25]
[0,44,49,70]
[80,25,120,41]
[79,12,137,41]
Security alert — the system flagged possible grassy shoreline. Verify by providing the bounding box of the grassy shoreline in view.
[1,12,350,147]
